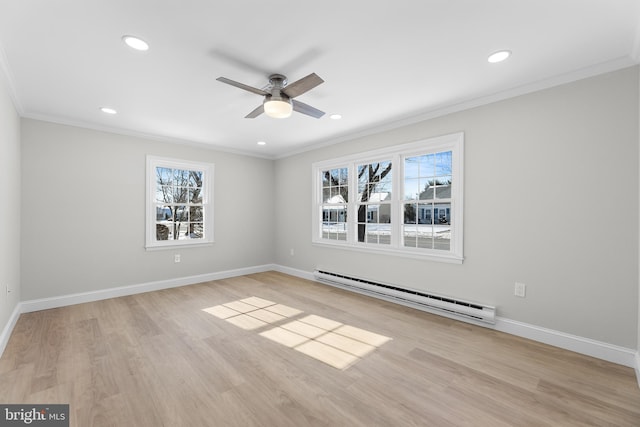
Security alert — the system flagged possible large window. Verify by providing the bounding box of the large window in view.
[312,133,463,263]
[146,156,214,249]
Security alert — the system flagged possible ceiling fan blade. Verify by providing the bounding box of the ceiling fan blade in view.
[292,99,325,119]
[216,77,269,96]
[245,104,264,118]
[282,73,324,98]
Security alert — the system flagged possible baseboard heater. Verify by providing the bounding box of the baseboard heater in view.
[313,270,496,325]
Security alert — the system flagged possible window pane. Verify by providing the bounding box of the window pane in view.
[435,151,452,175]
[435,181,451,199]
[404,156,420,179]
[433,203,451,250]
[189,206,203,222]
[165,221,176,239]
[322,171,330,187]
[404,178,420,200]
[156,186,172,203]
[189,188,202,203]
[187,223,203,239]
[333,168,341,184]
[330,187,340,200]
[174,222,189,240]
[189,170,203,187]
[157,167,172,185]
[322,188,331,202]
[157,205,173,221]
[418,203,432,224]
[367,205,378,223]
[357,166,367,198]
[338,167,348,185]
[358,160,392,201]
[338,185,348,202]
[174,169,189,185]
[420,180,435,200]
[173,186,188,203]
[156,223,170,241]
[404,203,417,224]
[175,205,188,221]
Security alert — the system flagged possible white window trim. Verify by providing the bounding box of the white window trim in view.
[311,132,464,264]
[146,155,214,250]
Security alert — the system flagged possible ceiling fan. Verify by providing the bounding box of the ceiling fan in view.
[216,73,325,119]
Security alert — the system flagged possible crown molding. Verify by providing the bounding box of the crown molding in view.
[0,41,23,115]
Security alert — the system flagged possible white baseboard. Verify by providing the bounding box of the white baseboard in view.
[20,264,276,313]
[494,317,637,368]
[272,264,316,281]
[277,265,639,369]
[0,303,21,357]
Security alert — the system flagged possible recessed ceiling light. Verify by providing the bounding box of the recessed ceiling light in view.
[122,35,149,51]
[257,141,266,146]
[488,50,511,63]
[329,114,342,120]
[100,107,117,115]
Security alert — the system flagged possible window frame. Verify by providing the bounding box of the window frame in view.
[311,132,464,264]
[146,155,214,250]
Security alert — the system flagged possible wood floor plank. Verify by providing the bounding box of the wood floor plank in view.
[1,271,639,426]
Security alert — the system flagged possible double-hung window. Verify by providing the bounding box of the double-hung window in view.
[146,156,214,249]
[312,132,463,263]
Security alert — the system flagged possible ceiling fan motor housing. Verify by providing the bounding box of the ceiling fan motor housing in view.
[268,74,288,88]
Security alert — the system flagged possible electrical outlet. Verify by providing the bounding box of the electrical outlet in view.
[174,254,181,263]
[290,248,295,256]
[514,282,526,298]
[5,284,11,295]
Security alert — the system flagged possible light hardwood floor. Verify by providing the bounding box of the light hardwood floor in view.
[1,271,639,426]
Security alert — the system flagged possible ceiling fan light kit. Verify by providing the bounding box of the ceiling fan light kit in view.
[217,72,325,119]
[264,97,293,118]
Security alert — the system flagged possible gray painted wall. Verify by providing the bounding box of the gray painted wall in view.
[0,69,21,333]
[20,120,275,300]
[275,66,640,349]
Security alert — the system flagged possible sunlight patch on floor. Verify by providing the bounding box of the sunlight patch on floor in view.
[202,297,300,330]
[202,297,391,370]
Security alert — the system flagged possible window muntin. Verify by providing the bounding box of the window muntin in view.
[312,133,463,263]
[146,156,213,249]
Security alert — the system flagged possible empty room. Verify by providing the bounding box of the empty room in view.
[1,1,640,426]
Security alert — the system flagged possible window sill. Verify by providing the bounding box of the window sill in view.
[311,240,463,264]
[145,241,214,251]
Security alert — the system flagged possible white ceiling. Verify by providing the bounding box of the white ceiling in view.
[1,1,639,158]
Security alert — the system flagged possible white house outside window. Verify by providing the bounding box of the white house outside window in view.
[312,133,464,263]
[146,156,214,249]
